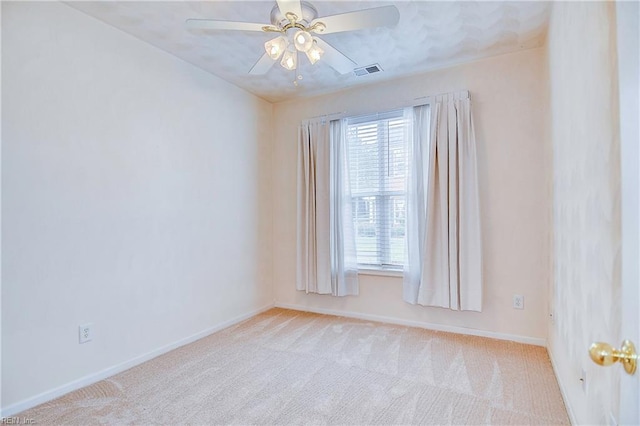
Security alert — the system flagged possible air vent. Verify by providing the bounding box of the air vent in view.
[353,64,383,77]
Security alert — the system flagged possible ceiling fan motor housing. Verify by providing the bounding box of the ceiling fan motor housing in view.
[270,1,318,28]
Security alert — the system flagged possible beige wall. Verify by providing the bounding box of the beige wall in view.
[2,2,273,411]
[546,2,621,424]
[272,48,552,342]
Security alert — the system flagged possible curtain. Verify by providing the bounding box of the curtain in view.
[296,119,359,296]
[403,105,428,303]
[404,91,482,311]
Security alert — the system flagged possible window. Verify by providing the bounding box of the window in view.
[346,110,410,269]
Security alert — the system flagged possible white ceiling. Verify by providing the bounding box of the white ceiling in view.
[67,1,550,103]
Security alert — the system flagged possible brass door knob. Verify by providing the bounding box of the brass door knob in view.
[589,340,637,375]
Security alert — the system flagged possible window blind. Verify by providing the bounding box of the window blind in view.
[346,110,410,268]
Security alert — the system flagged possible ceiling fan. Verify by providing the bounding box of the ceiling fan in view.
[186,0,400,76]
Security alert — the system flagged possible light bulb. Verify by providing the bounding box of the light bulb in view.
[293,30,313,52]
[305,40,324,65]
[264,36,288,60]
[280,49,297,71]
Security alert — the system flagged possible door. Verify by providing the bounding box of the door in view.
[616,1,639,424]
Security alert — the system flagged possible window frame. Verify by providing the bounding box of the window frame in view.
[346,109,409,273]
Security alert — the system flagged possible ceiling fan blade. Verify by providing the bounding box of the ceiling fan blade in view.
[186,19,269,32]
[276,0,303,20]
[249,52,277,75]
[315,38,357,75]
[311,5,400,35]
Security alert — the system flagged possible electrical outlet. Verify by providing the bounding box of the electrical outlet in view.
[550,310,555,324]
[79,323,93,344]
[580,368,587,393]
[513,295,524,309]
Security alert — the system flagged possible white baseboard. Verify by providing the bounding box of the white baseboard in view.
[2,302,546,418]
[0,303,274,418]
[275,302,547,347]
[546,344,577,425]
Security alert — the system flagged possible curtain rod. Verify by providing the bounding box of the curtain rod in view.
[307,110,347,120]
[304,90,470,123]
[413,89,470,102]
[339,89,470,119]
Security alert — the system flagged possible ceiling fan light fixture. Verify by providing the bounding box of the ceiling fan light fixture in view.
[281,49,298,70]
[293,30,313,52]
[305,40,324,64]
[264,36,288,60]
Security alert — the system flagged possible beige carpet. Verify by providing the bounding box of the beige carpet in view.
[19,308,569,425]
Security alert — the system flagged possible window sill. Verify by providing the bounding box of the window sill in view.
[358,268,403,278]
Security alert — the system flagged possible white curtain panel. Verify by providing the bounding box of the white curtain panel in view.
[404,105,428,303]
[404,91,483,311]
[296,119,359,296]
[329,119,359,296]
